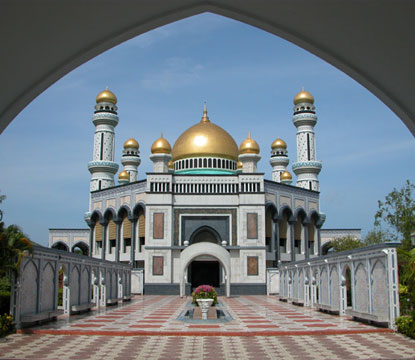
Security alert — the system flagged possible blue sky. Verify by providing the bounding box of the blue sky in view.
[0,13,414,246]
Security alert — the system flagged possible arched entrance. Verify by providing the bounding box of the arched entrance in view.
[188,256,220,289]
[180,242,231,297]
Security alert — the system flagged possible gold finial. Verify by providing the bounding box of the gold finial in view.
[248,131,251,138]
[201,102,210,123]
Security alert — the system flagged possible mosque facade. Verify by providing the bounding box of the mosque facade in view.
[49,88,348,295]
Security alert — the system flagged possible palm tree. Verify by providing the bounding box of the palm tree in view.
[0,222,32,277]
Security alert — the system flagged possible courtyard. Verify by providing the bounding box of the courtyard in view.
[1,295,414,359]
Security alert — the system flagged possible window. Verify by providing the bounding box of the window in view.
[153,213,164,239]
[247,213,258,239]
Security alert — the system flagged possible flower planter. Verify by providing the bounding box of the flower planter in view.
[196,298,214,320]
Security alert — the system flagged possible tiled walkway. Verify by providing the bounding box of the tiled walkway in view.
[1,295,415,359]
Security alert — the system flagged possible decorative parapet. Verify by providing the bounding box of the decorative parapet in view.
[279,243,400,329]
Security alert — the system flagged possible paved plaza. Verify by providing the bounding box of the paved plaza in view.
[1,295,414,359]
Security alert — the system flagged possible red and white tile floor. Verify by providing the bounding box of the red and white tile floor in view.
[1,295,414,359]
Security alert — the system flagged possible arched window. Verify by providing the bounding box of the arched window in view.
[208,158,212,167]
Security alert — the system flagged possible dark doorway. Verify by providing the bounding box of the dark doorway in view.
[189,261,220,289]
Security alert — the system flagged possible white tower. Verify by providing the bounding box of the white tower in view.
[88,88,119,193]
[292,89,322,191]
[121,138,141,182]
[150,135,172,173]
[239,132,261,173]
[270,138,289,182]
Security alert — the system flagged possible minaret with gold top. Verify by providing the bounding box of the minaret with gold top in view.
[239,132,261,173]
[150,135,172,173]
[292,88,322,191]
[121,138,141,182]
[88,88,119,192]
[270,138,290,182]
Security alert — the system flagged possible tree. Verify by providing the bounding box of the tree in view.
[325,236,363,253]
[363,228,390,246]
[0,222,32,278]
[375,180,415,250]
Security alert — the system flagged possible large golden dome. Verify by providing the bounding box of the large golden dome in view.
[96,88,117,104]
[293,88,314,105]
[171,107,239,162]
[240,132,260,154]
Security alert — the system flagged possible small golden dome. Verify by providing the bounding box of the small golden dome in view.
[281,170,292,180]
[239,132,260,155]
[123,138,139,149]
[168,160,174,169]
[293,88,314,105]
[271,138,287,150]
[118,171,130,180]
[237,161,243,169]
[96,87,117,104]
[151,136,171,154]
[171,106,239,162]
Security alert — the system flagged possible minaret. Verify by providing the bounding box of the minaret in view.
[88,88,119,193]
[292,88,322,191]
[150,135,172,173]
[118,170,130,185]
[270,138,289,182]
[121,138,141,182]
[239,132,261,173]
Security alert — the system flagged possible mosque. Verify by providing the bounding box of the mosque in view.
[49,88,357,295]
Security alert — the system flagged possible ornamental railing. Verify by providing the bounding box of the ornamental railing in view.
[279,243,400,329]
[10,245,131,329]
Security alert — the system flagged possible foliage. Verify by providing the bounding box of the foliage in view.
[58,287,63,307]
[0,276,10,314]
[397,248,415,315]
[327,236,363,253]
[0,314,14,337]
[363,228,390,246]
[192,285,218,306]
[375,180,415,250]
[396,315,415,339]
[0,222,32,277]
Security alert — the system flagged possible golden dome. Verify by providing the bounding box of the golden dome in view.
[96,87,117,104]
[171,106,239,162]
[239,132,260,155]
[123,138,139,149]
[271,138,287,150]
[237,161,243,169]
[118,170,130,180]
[281,170,292,180]
[151,136,171,154]
[293,88,314,105]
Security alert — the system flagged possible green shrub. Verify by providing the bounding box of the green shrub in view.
[396,315,415,339]
[0,314,14,337]
[0,291,10,315]
[58,287,63,306]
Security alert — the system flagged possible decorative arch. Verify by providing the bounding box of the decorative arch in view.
[51,241,69,252]
[179,242,231,297]
[133,202,146,215]
[189,226,221,245]
[71,241,89,256]
[117,205,132,219]
[293,207,307,223]
[103,207,117,222]
[90,210,103,224]
[265,201,278,220]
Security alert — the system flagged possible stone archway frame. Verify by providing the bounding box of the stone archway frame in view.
[180,242,231,298]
